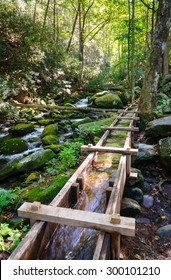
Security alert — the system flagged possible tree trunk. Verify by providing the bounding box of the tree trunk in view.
[130,0,135,102]
[162,37,169,78]
[139,0,171,121]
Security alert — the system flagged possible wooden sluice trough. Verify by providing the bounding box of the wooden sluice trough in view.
[8,102,139,260]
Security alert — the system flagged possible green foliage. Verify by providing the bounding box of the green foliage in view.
[0,187,23,213]
[58,141,83,171]
[0,223,22,251]
[0,102,19,122]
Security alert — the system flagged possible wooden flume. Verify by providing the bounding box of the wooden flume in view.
[8,102,139,260]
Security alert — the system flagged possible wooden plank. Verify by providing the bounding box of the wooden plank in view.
[102,126,139,132]
[18,202,135,237]
[129,172,138,179]
[81,145,138,155]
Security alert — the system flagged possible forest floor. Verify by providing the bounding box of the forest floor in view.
[121,135,171,260]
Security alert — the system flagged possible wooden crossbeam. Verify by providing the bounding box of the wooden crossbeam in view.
[116,116,140,121]
[102,126,139,132]
[18,202,135,237]
[81,145,138,155]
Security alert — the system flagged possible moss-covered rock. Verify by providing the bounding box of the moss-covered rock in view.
[125,168,144,190]
[0,138,28,155]
[121,197,141,217]
[16,149,56,173]
[42,124,59,138]
[44,144,64,153]
[158,137,171,171]
[23,174,69,204]
[37,119,54,126]
[123,187,144,203]
[94,93,123,109]
[0,163,18,182]
[25,172,40,183]
[145,116,171,138]
[10,123,35,136]
[42,135,58,145]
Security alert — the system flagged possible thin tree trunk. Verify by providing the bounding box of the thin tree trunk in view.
[41,0,51,41]
[139,0,171,120]
[66,8,79,52]
[130,0,135,102]
[53,0,56,41]
[128,0,131,85]
[162,37,169,77]
[33,0,38,23]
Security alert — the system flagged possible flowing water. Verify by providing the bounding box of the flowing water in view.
[40,129,127,260]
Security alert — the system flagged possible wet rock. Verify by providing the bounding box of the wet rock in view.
[143,181,152,193]
[93,92,123,109]
[158,137,171,172]
[123,187,144,203]
[16,149,56,173]
[125,168,144,190]
[156,224,171,238]
[0,138,28,155]
[132,143,157,164]
[44,144,64,154]
[145,116,171,138]
[0,163,18,182]
[143,195,154,209]
[42,124,59,138]
[37,119,54,126]
[121,197,141,217]
[42,135,58,145]
[10,123,35,136]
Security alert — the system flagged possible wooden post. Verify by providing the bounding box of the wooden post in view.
[70,183,80,206]
[126,146,131,176]
[76,176,84,191]
[111,232,120,260]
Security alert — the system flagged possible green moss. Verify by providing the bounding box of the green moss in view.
[42,124,59,138]
[23,174,69,204]
[94,93,123,109]
[44,144,64,153]
[0,138,28,155]
[37,119,54,126]
[42,135,58,145]
[10,123,34,136]
[25,172,39,183]
[78,118,113,137]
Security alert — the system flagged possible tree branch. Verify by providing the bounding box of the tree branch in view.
[139,0,153,10]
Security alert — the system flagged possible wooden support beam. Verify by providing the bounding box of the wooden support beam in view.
[70,183,80,206]
[81,145,138,156]
[102,126,139,132]
[76,176,84,191]
[18,202,135,237]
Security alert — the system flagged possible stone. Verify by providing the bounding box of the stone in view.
[143,181,152,193]
[10,123,35,136]
[16,149,56,173]
[145,116,171,138]
[123,187,144,203]
[94,93,123,109]
[42,135,58,145]
[42,124,59,138]
[136,217,150,224]
[156,224,171,238]
[44,144,64,153]
[125,168,144,190]
[37,119,54,126]
[121,197,141,217]
[143,195,154,209]
[132,143,157,164]
[158,137,171,172]
[0,138,28,155]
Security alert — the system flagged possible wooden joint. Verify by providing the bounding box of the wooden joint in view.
[129,172,138,179]
[110,214,120,224]
[30,202,41,211]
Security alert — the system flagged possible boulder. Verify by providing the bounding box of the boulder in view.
[94,93,123,109]
[156,224,171,238]
[145,116,171,138]
[121,197,141,217]
[42,135,58,145]
[16,149,56,173]
[0,138,28,155]
[125,168,144,190]
[158,137,171,171]
[0,163,18,182]
[10,123,34,136]
[42,124,59,138]
[123,187,144,203]
[132,143,157,164]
